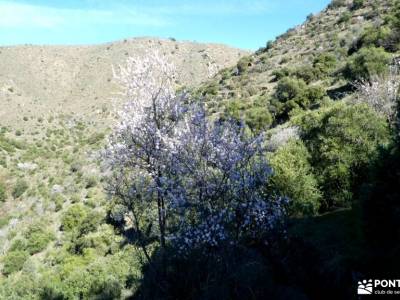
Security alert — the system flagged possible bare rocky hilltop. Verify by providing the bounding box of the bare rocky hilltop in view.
[0,37,248,130]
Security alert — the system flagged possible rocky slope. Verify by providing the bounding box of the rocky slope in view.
[196,0,398,124]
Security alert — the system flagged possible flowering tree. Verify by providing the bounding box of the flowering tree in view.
[354,65,399,124]
[104,51,286,265]
[105,51,185,263]
[167,108,287,253]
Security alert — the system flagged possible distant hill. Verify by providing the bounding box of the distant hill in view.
[0,37,248,130]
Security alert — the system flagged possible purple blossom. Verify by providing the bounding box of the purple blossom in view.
[103,51,288,259]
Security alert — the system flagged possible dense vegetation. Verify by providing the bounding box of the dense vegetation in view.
[0,0,399,299]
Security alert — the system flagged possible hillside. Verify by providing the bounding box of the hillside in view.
[0,37,247,130]
[196,0,399,129]
[0,0,399,299]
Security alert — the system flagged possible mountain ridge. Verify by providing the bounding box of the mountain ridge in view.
[0,37,248,130]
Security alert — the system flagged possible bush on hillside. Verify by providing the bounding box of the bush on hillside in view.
[61,204,103,238]
[271,67,292,82]
[10,224,54,255]
[84,176,98,189]
[202,81,219,96]
[223,98,273,132]
[245,106,273,132]
[24,224,55,254]
[37,248,140,300]
[87,132,105,145]
[344,47,391,81]
[296,103,389,209]
[275,77,307,102]
[338,11,352,23]
[386,1,400,51]
[0,181,6,202]
[266,40,274,50]
[269,140,321,215]
[61,204,88,232]
[351,0,364,10]
[52,194,64,211]
[274,77,326,121]
[306,85,327,104]
[12,179,28,199]
[328,0,346,9]
[2,250,29,276]
[357,26,392,50]
[293,66,318,83]
[79,210,103,236]
[236,56,254,74]
[313,53,337,75]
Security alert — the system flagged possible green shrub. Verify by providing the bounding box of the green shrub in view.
[85,176,98,189]
[8,238,26,252]
[351,0,364,10]
[202,81,219,96]
[0,181,6,202]
[0,156,6,168]
[280,57,289,64]
[275,77,307,102]
[10,224,54,255]
[223,98,273,132]
[74,224,116,255]
[270,140,321,215]
[329,0,346,8]
[271,67,291,82]
[313,53,337,75]
[86,132,105,145]
[236,56,254,74]
[2,250,29,275]
[12,179,28,199]
[0,215,10,228]
[220,69,231,81]
[70,194,81,203]
[383,2,400,52]
[245,106,273,132]
[61,204,103,236]
[266,40,274,50]
[79,210,103,235]
[52,194,64,211]
[358,26,392,50]
[0,273,43,299]
[338,11,351,23]
[39,249,139,300]
[295,103,390,209]
[224,99,248,121]
[293,66,317,83]
[61,204,88,232]
[274,78,326,120]
[306,85,326,104]
[344,47,391,81]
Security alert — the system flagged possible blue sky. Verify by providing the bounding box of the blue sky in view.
[0,0,331,50]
